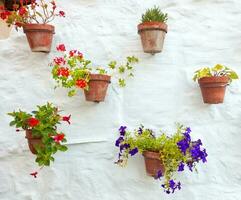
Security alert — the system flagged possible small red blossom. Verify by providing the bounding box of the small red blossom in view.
[18,7,27,16]
[58,11,65,17]
[56,44,66,52]
[27,117,40,127]
[76,79,87,89]
[51,1,56,10]
[78,52,83,59]
[57,67,70,77]
[53,133,65,143]
[15,22,23,28]
[0,10,11,20]
[30,171,38,178]
[54,57,66,65]
[62,115,71,125]
[69,50,77,57]
[16,129,20,132]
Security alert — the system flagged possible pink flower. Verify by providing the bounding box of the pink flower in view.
[56,44,66,52]
[54,57,66,65]
[62,115,71,124]
[53,133,65,143]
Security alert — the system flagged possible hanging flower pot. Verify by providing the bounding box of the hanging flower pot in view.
[50,44,139,103]
[142,151,165,177]
[8,103,71,177]
[1,0,65,53]
[138,6,168,54]
[193,64,239,104]
[198,76,229,104]
[25,130,43,154]
[115,125,208,194]
[23,24,55,52]
[84,74,111,102]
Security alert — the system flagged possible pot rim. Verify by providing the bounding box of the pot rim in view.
[23,23,55,33]
[198,76,229,85]
[138,21,168,33]
[25,130,42,139]
[89,73,111,83]
[143,151,160,159]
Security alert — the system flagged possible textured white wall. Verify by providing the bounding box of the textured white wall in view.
[1,0,241,199]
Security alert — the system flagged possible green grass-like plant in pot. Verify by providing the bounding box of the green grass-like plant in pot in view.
[138,6,168,54]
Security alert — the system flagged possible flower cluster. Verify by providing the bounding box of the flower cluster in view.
[8,103,70,175]
[0,0,65,28]
[50,44,90,97]
[50,44,139,97]
[114,124,208,194]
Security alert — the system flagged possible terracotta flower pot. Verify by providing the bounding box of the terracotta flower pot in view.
[138,21,168,54]
[0,18,12,39]
[143,151,165,177]
[84,74,111,103]
[23,24,55,53]
[25,130,43,154]
[198,76,229,104]
[4,0,32,11]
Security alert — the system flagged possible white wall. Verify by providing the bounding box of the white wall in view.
[0,0,241,199]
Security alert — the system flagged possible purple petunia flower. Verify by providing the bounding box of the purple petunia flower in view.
[119,126,127,136]
[120,143,130,152]
[178,162,185,172]
[155,170,163,180]
[115,137,124,147]
[177,139,190,155]
[129,147,138,156]
[138,125,144,135]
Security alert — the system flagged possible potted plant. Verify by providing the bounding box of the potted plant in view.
[1,0,65,52]
[138,6,168,54]
[193,64,239,104]
[50,44,139,103]
[0,4,12,39]
[8,102,71,177]
[115,124,208,194]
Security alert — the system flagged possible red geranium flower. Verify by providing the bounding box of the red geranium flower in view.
[62,115,71,124]
[51,1,56,10]
[0,10,11,20]
[53,133,65,143]
[78,52,83,59]
[54,57,66,65]
[56,44,66,52]
[59,11,65,17]
[27,117,40,127]
[30,171,38,178]
[76,79,87,88]
[69,50,77,57]
[57,67,70,77]
[19,7,27,16]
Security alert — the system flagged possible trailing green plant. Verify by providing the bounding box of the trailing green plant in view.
[50,44,139,97]
[8,102,71,177]
[141,6,168,23]
[115,124,207,194]
[193,64,239,82]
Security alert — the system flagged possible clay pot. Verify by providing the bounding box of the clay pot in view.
[198,76,229,104]
[23,24,55,53]
[25,130,43,154]
[138,21,168,54]
[0,18,12,39]
[143,151,165,177]
[84,74,111,102]
[4,0,32,11]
